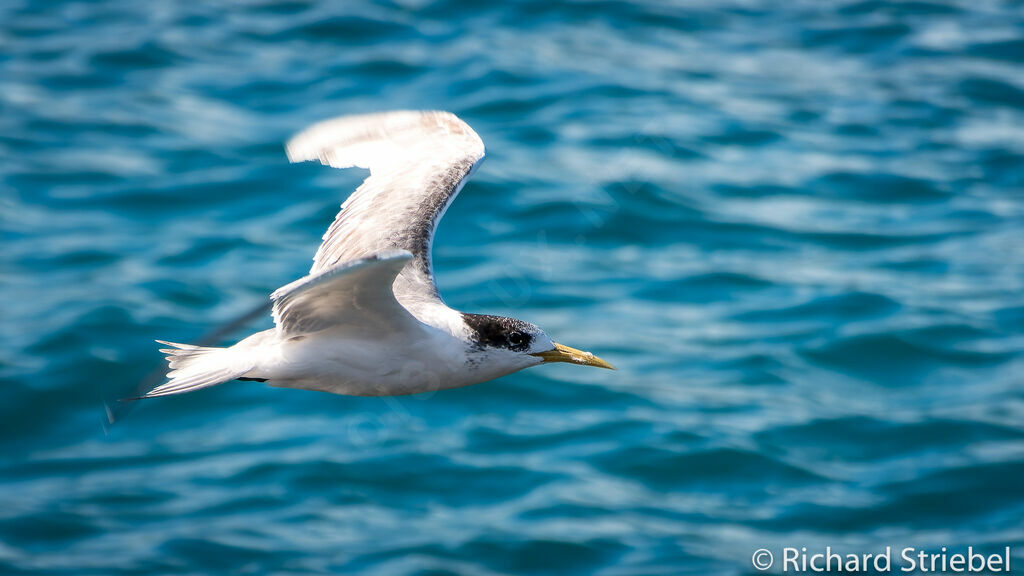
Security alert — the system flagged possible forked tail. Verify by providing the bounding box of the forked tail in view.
[141,340,255,398]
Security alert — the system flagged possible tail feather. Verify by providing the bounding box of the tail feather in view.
[142,340,254,398]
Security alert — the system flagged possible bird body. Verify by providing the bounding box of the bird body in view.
[143,111,612,400]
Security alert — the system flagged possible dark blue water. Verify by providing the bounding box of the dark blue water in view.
[3,1,1024,574]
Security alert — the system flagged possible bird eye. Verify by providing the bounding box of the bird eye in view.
[508,331,527,348]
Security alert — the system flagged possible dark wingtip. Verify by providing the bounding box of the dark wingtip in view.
[119,395,151,403]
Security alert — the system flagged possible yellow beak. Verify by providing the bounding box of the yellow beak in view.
[532,342,616,370]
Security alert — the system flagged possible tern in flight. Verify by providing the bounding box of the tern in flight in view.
[143,111,613,399]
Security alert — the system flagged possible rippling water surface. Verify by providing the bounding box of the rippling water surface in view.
[3,1,1024,574]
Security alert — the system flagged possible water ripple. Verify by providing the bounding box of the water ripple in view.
[2,0,1023,574]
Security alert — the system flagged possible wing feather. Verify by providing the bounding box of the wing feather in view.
[286,111,485,305]
[271,251,422,337]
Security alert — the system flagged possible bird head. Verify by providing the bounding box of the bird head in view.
[461,314,615,376]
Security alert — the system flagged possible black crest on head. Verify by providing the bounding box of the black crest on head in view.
[461,314,534,352]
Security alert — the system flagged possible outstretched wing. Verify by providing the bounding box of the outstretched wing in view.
[286,110,486,305]
[271,251,423,337]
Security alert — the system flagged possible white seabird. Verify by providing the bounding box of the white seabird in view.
[143,110,613,399]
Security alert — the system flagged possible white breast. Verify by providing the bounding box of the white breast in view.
[250,321,479,396]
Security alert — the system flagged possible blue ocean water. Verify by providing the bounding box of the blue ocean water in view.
[3,0,1024,574]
